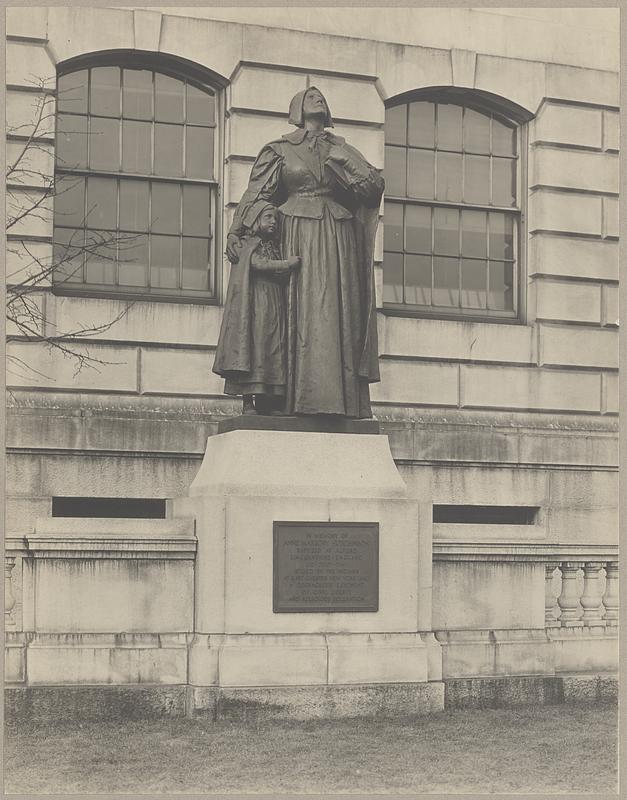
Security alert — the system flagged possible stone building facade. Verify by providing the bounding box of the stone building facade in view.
[5,7,619,709]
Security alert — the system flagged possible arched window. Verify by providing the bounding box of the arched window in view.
[383,91,526,320]
[53,58,220,301]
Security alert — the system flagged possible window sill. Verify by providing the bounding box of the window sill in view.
[52,285,219,306]
[380,305,525,325]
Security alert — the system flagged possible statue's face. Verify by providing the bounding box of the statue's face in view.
[302,88,327,118]
[257,207,278,237]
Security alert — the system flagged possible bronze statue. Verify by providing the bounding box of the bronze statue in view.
[216,201,299,415]
[214,86,384,418]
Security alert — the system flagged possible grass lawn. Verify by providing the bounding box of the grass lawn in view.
[5,703,617,795]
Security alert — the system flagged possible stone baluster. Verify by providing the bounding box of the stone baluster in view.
[557,561,584,627]
[580,562,604,626]
[4,555,17,630]
[602,561,619,627]
[544,562,560,627]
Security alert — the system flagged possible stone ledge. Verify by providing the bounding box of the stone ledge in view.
[27,518,197,560]
[433,541,618,562]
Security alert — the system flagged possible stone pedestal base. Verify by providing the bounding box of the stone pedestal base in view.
[172,429,436,691]
[186,631,441,689]
[208,682,445,721]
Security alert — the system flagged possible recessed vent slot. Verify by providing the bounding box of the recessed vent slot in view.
[433,505,539,525]
[52,497,166,519]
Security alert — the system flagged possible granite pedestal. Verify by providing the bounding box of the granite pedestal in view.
[172,426,442,717]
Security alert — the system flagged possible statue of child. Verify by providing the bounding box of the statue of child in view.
[214,201,300,415]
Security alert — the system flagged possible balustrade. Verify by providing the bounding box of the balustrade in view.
[4,555,16,630]
[548,559,619,629]
[602,561,619,627]
[544,562,560,628]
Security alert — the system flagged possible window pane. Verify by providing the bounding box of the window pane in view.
[56,113,88,169]
[489,261,514,311]
[436,152,462,202]
[436,104,462,151]
[90,66,120,117]
[118,232,148,286]
[407,149,434,200]
[463,107,490,154]
[54,227,84,282]
[182,237,210,290]
[54,175,85,228]
[122,120,152,174]
[461,258,487,309]
[119,179,149,232]
[85,229,117,284]
[492,117,517,157]
[183,184,211,236]
[433,256,459,306]
[155,73,184,122]
[384,202,403,252]
[405,254,431,305]
[488,213,514,259]
[383,252,403,303]
[405,204,431,253]
[492,157,516,207]
[117,230,144,271]
[151,234,180,289]
[155,123,183,177]
[151,182,181,234]
[384,146,406,197]
[408,102,435,149]
[461,209,487,258]
[434,207,459,256]
[57,70,88,114]
[464,154,490,204]
[385,104,407,146]
[86,176,117,229]
[186,126,214,179]
[90,117,120,171]
[123,69,153,120]
[187,84,215,126]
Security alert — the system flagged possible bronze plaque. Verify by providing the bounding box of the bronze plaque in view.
[273,522,379,613]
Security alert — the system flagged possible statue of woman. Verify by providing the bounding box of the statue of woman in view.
[215,86,384,419]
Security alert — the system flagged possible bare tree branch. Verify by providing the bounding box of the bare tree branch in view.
[6,76,135,378]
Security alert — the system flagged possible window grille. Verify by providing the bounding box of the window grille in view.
[53,62,219,302]
[384,93,526,320]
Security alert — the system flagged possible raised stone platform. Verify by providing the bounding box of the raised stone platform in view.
[5,673,617,725]
[216,414,380,435]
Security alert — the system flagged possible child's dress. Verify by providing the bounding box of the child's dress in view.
[218,237,289,399]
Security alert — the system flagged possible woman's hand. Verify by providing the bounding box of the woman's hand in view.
[270,256,300,278]
[225,234,242,264]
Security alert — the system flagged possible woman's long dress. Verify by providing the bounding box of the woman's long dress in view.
[226,129,384,418]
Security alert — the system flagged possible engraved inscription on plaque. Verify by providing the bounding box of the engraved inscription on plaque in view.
[273,521,379,613]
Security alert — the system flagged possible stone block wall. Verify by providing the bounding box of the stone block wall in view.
[5,7,618,551]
